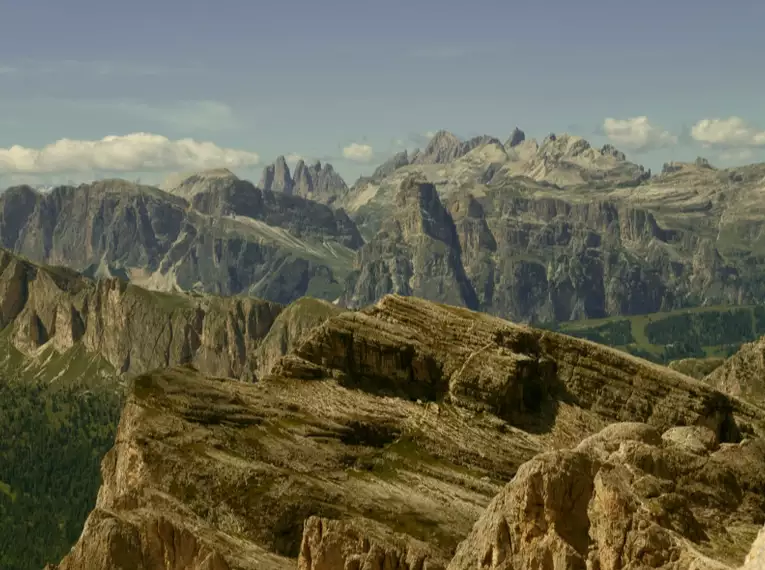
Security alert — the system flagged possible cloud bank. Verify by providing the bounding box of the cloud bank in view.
[602,116,677,151]
[0,133,260,174]
[342,142,374,162]
[691,117,765,148]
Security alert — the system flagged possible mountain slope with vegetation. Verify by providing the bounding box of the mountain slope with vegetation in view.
[0,381,120,570]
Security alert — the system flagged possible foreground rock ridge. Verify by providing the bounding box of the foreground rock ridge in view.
[48,295,765,569]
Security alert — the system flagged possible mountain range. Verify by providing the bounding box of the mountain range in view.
[2,127,765,327]
[4,126,765,569]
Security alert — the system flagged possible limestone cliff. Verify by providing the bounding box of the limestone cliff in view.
[259,156,295,194]
[343,175,478,310]
[448,423,765,570]
[259,157,349,205]
[49,295,765,569]
[0,249,282,382]
[340,133,763,323]
[0,176,362,304]
[253,297,342,378]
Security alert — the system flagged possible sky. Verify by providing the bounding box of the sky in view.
[0,0,764,187]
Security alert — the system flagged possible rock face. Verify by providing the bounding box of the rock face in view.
[411,131,503,166]
[253,297,342,378]
[338,132,765,323]
[505,127,526,148]
[49,294,765,570]
[743,525,765,569]
[258,155,295,194]
[345,172,723,322]
[298,517,448,570]
[370,150,411,180]
[705,337,765,409]
[0,176,362,304]
[0,248,282,381]
[448,422,765,570]
[343,175,478,310]
[259,157,349,205]
[669,357,726,380]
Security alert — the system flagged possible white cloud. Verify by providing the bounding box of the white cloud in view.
[342,142,374,162]
[0,133,260,174]
[691,117,765,148]
[0,66,15,74]
[602,116,678,151]
[284,153,303,164]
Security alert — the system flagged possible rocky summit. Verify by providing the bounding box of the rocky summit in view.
[258,157,350,205]
[44,294,765,570]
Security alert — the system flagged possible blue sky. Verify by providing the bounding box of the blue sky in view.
[0,0,763,186]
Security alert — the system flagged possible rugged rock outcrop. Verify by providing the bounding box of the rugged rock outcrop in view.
[448,422,765,570]
[505,127,526,148]
[287,159,349,204]
[49,294,765,569]
[298,517,448,570]
[669,357,727,380]
[705,337,765,409]
[0,177,362,304]
[370,150,411,180]
[743,525,764,569]
[259,155,295,194]
[0,249,282,381]
[254,297,342,378]
[161,168,241,199]
[342,175,478,310]
[411,131,502,166]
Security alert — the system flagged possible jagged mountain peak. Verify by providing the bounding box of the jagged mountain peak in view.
[285,158,349,205]
[259,156,294,194]
[506,127,526,147]
[412,131,501,165]
[429,129,460,144]
[412,130,463,164]
[600,143,626,160]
